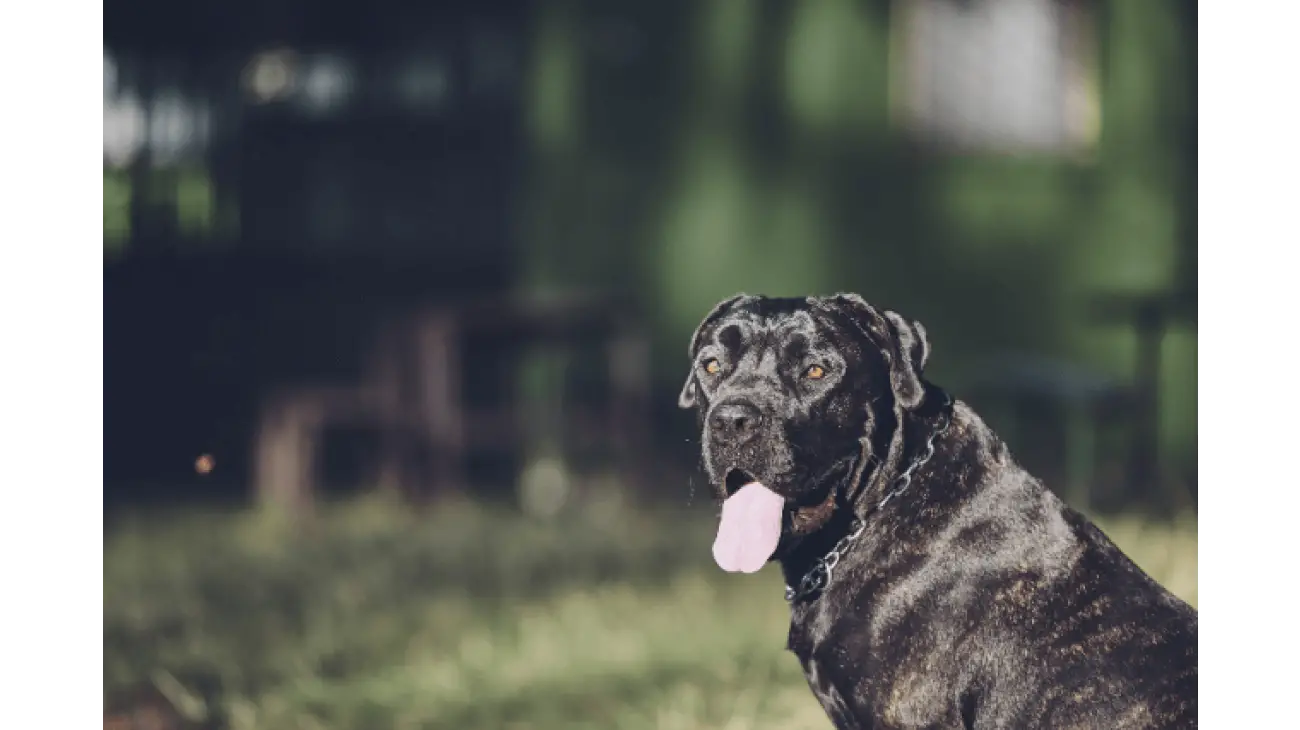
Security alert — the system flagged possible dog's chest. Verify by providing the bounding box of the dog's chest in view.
[787,603,870,728]
[788,598,963,730]
[786,588,871,675]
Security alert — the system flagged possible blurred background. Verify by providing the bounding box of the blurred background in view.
[103,0,1196,727]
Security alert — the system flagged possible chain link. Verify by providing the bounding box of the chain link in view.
[785,391,954,604]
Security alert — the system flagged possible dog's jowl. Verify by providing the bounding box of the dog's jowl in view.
[678,294,1197,730]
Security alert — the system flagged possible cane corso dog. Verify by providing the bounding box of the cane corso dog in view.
[678,294,1197,729]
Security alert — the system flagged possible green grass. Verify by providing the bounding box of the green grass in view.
[104,496,1197,730]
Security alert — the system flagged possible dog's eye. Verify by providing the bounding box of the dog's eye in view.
[804,364,827,380]
[703,358,722,375]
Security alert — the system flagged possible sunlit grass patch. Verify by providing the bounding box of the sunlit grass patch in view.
[105,498,1195,729]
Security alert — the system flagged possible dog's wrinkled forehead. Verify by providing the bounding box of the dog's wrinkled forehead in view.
[704,308,821,356]
[695,297,875,362]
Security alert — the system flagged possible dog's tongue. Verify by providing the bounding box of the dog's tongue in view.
[712,481,785,573]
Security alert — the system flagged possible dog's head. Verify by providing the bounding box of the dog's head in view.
[678,293,934,554]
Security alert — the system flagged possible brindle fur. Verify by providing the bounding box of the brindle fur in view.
[678,294,1196,730]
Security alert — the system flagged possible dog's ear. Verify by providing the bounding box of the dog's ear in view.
[822,293,930,410]
[678,293,751,409]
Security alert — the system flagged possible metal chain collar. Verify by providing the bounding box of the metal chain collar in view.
[784,392,955,604]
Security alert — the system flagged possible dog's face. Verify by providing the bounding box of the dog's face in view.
[678,293,932,538]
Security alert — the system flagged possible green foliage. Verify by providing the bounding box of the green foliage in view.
[105,498,1197,729]
[104,170,132,256]
[515,0,1195,466]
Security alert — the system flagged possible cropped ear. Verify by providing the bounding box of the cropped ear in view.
[820,293,931,411]
[678,293,751,409]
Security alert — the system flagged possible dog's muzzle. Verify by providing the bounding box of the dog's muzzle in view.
[708,401,765,446]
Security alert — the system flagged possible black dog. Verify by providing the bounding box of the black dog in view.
[678,293,1196,729]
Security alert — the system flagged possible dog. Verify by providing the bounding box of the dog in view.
[678,293,1197,729]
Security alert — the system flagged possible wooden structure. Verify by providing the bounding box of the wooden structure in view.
[1089,288,1197,507]
[960,285,1197,515]
[252,295,651,511]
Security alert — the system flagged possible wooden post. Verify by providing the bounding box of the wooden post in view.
[608,326,651,495]
[1089,292,1190,509]
[1063,397,1095,514]
[367,324,414,499]
[252,390,321,515]
[1130,301,1166,505]
[414,312,465,499]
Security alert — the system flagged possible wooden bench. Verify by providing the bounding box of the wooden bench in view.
[252,294,651,512]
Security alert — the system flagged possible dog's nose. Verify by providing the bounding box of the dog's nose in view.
[710,402,764,442]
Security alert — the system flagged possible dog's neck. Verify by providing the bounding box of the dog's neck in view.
[778,389,955,601]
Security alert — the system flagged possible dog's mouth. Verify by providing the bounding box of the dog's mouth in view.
[723,467,762,498]
[713,468,787,574]
[711,461,849,574]
[722,464,836,505]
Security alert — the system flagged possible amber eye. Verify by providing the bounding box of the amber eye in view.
[804,364,827,380]
[703,358,722,375]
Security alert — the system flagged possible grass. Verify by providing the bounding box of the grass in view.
[104,495,1197,730]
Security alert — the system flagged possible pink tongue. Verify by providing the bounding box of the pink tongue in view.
[712,482,785,573]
